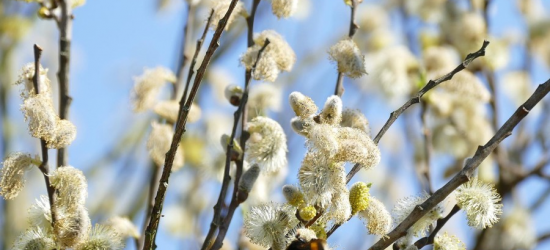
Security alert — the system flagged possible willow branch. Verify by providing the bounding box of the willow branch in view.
[413,205,461,248]
[32,44,57,227]
[55,0,73,167]
[203,3,262,249]
[346,40,490,183]
[210,39,269,250]
[142,1,241,248]
[182,9,214,103]
[333,0,359,97]
[368,78,550,250]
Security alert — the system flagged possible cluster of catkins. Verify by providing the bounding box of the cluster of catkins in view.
[243,92,389,250]
[0,64,140,249]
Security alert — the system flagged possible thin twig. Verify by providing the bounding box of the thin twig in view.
[368,78,550,250]
[32,44,57,227]
[210,39,269,250]
[142,1,241,248]
[333,0,358,97]
[413,205,461,248]
[182,9,214,103]
[138,7,200,249]
[205,3,263,249]
[538,232,550,243]
[346,41,490,183]
[55,0,73,167]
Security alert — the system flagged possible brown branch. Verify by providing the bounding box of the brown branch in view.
[210,40,269,250]
[32,44,57,228]
[333,0,359,97]
[138,162,162,250]
[538,232,550,243]
[55,0,73,167]
[142,1,241,248]
[207,4,264,249]
[346,40,490,183]
[138,7,205,249]
[413,205,461,248]
[368,78,550,250]
[182,9,214,103]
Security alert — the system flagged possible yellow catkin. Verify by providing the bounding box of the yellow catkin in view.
[298,205,316,221]
[349,182,371,215]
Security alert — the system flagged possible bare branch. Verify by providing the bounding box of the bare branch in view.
[334,0,359,97]
[142,1,242,248]
[346,40,490,183]
[368,78,550,250]
[56,0,73,167]
[413,205,461,248]
[33,44,57,228]
[182,9,214,103]
[210,39,269,250]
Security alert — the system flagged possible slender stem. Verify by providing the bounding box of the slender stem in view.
[202,3,260,248]
[333,0,358,97]
[368,78,550,250]
[55,0,73,168]
[142,1,241,248]
[138,163,162,249]
[210,40,269,250]
[346,41,490,183]
[182,9,214,103]
[138,6,200,248]
[413,205,461,248]
[33,44,57,228]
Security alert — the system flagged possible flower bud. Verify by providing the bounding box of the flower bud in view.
[298,205,316,221]
[290,117,311,136]
[38,7,51,19]
[220,134,243,160]
[224,84,243,106]
[289,92,317,118]
[0,152,36,200]
[238,165,261,203]
[282,185,304,207]
[349,182,371,215]
[319,95,342,125]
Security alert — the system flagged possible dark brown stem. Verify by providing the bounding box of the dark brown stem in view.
[182,9,214,103]
[202,3,261,248]
[368,78,550,250]
[413,205,461,248]
[210,18,266,250]
[420,101,433,194]
[333,0,358,97]
[138,7,202,249]
[138,163,162,250]
[538,232,550,243]
[346,41,490,183]
[55,0,73,168]
[142,1,241,248]
[33,44,57,228]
